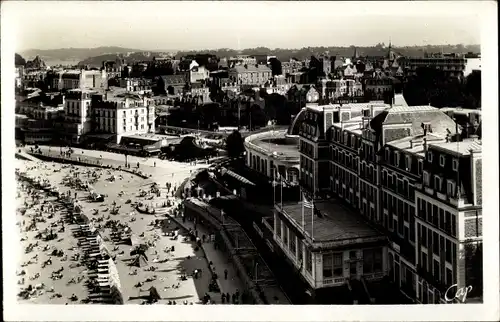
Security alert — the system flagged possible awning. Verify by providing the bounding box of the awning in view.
[220,167,256,186]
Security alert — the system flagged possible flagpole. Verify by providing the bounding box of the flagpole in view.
[273,170,276,206]
[280,174,283,208]
[301,187,305,230]
[312,166,315,240]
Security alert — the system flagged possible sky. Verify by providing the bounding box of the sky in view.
[5,1,485,52]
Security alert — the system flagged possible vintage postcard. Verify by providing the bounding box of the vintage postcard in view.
[1,1,498,321]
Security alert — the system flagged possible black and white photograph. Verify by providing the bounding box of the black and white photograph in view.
[1,1,498,321]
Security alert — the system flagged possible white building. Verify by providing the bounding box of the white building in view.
[189,61,210,84]
[91,89,155,144]
[53,69,107,91]
[63,89,97,144]
[464,57,481,77]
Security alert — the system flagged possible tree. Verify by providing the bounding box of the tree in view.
[268,57,282,76]
[226,130,245,158]
[15,53,26,66]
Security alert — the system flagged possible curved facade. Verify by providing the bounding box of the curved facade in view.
[244,129,300,184]
[286,107,306,137]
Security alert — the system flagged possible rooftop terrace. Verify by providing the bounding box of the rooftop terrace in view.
[278,199,384,245]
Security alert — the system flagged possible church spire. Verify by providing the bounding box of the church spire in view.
[387,38,395,60]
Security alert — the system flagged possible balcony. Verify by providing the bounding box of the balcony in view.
[363,272,384,281]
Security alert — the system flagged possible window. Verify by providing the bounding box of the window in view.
[418,160,423,175]
[451,215,457,237]
[433,232,439,255]
[447,180,456,197]
[305,248,312,273]
[421,226,427,247]
[446,268,453,285]
[421,252,428,271]
[289,232,296,257]
[439,209,445,230]
[433,205,439,226]
[406,155,412,171]
[452,158,459,171]
[445,240,452,263]
[423,171,430,186]
[395,151,400,166]
[440,155,446,167]
[276,218,281,239]
[297,240,303,264]
[433,259,440,281]
[434,176,442,191]
[445,211,452,234]
[385,148,390,161]
[428,151,433,162]
[323,254,334,278]
[410,214,416,242]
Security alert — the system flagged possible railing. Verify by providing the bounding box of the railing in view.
[363,272,384,281]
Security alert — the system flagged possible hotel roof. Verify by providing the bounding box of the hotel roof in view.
[248,130,300,158]
[430,139,482,156]
[280,199,384,243]
[386,133,446,156]
[370,105,460,139]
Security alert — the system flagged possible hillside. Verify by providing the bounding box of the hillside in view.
[20,46,151,63]
[77,51,171,68]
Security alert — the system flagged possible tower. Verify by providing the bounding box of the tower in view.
[353,47,359,59]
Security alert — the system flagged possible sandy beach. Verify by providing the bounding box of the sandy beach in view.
[15,156,232,305]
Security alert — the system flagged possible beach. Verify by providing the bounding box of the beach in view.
[15,155,241,305]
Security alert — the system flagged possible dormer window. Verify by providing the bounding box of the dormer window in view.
[344,132,348,144]
[385,148,390,162]
[434,175,442,191]
[423,171,430,186]
[395,152,400,167]
[406,155,412,171]
[418,160,423,175]
[452,158,459,171]
[439,155,446,167]
[427,151,433,162]
[447,180,456,197]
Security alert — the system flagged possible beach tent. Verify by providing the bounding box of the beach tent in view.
[148,286,161,302]
[124,233,141,246]
[129,254,148,267]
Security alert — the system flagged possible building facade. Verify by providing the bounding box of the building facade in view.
[63,89,96,144]
[289,98,482,303]
[402,54,466,79]
[91,91,155,144]
[228,65,272,86]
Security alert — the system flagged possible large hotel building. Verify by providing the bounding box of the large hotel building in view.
[273,94,482,304]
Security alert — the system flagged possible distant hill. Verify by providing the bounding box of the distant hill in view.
[77,51,171,68]
[20,46,154,64]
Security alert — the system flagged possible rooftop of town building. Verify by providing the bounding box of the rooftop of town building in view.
[279,199,384,243]
[429,138,482,156]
